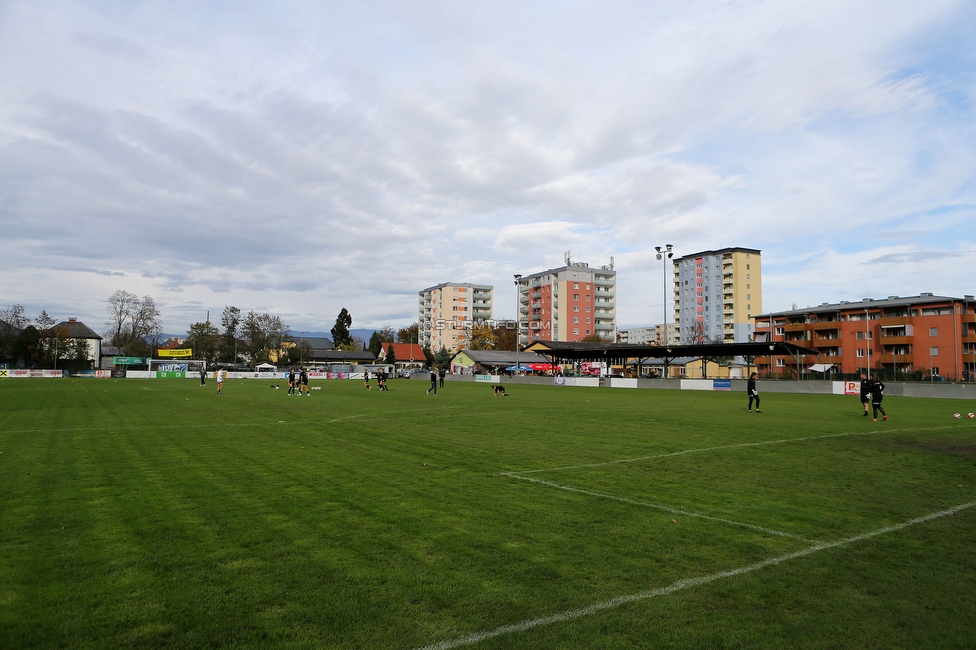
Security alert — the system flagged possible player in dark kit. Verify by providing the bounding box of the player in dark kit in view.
[426,369,437,395]
[288,368,296,395]
[870,375,887,422]
[859,372,871,416]
[747,372,761,412]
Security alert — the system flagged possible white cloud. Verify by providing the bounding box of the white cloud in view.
[1,0,974,334]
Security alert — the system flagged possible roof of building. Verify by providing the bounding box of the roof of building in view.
[673,247,762,262]
[380,342,427,361]
[524,340,815,360]
[419,282,493,294]
[284,336,334,350]
[46,319,102,340]
[755,293,976,319]
[451,349,550,365]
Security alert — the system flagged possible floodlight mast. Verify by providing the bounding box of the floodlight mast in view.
[655,244,674,377]
[514,274,522,375]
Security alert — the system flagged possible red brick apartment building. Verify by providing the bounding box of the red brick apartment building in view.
[753,293,976,380]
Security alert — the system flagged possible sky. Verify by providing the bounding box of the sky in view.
[1,0,975,336]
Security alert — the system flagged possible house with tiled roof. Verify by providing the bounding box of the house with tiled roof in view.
[44,318,102,370]
[379,342,427,372]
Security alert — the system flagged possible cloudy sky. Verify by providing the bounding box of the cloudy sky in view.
[2,0,974,336]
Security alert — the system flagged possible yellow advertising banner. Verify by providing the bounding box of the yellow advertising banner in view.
[158,348,193,358]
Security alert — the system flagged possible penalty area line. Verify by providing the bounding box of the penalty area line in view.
[415,500,976,650]
[501,472,816,543]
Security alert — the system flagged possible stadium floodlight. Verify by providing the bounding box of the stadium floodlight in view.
[514,274,523,373]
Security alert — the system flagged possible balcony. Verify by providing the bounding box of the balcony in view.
[784,323,810,332]
[964,353,976,363]
[961,313,976,323]
[963,334,976,343]
[879,353,914,364]
[879,316,913,326]
[809,321,841,331]
[594,277,614,287]
[596,323,615,331]
[880,335,913,346]
[812,335,841,347]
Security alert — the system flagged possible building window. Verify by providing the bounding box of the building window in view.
[574,294,579,300]
[776,359,784,367]
[573,317,579,323]
[929,327,938,336]
[573,283,579,289]
[930,347,939,356]
[573,328,579,335]
[574,306,579,312]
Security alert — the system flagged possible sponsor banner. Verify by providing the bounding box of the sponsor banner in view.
[126,370,155,378]
[70,370,112,378]
[156,371,185,379]
[114,357,147,365]
[475,374,499,383]
[158,349,193,358]
[712,379,732,391]
[841,381,860,396]
[681,379,714,391]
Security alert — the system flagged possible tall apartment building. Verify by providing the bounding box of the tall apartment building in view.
[618,323,677,346]
[673,248,761,344]
[418,282,493,354]
[753,293,976,380]
[617,326,656,345]
[517,254,616,346]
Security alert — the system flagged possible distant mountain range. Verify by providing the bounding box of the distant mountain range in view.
[159,328,378,345]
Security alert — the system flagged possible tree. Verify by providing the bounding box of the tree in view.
[240,311,287,365]
[385,344,396,366]
[581,333,612,343]
[492,320,518,351]
[368,327,396,356]
[104,291,162,356]
[0,303,28,362]
[434,346,451,367]
[220,306,242,363]
[331,308,353,348]
[34,310,56,331]
[14,325,42,368]
[463,322,497,350]
[185,321,220,365]
[396,323,419,344]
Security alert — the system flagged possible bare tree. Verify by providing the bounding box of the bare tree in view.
[0,304,28,361]
[105,291,163,355]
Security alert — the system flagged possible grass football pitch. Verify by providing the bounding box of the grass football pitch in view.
[1,377,975,649]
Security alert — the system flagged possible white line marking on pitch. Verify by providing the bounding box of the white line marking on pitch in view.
[515,424,967,475]
[415,501,976,650]
[500,472,818,543]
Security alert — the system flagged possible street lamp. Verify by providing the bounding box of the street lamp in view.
[514,273,522,375]
[655,245,674,376]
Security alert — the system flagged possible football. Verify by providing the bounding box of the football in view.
[953,413,961,419]
[969,413,975,419]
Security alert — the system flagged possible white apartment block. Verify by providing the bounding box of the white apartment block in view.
[419,282,493,354]
[517,254,616,346]
[618,327,655,344]
[673,247,761,344]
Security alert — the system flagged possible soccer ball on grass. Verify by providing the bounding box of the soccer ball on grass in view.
[952,413,961,419]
